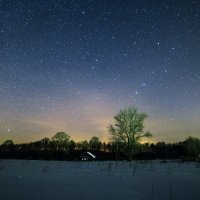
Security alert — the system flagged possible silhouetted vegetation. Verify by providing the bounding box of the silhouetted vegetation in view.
[109,107,152,160]
[2,107,199,161]
[0,133,200,161]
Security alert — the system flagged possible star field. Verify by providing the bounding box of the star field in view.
[0,0,200,143]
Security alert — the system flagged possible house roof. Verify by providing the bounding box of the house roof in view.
[86,151,96,158]
[80,151,96,159]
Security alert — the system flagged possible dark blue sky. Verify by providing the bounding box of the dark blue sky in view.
[0,0,200,143]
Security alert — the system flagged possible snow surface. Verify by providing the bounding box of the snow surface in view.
[0,160,200,200]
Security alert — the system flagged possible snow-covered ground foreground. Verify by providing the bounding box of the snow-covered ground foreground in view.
[0,160,200,200]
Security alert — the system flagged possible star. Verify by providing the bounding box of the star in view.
[142,83,146,86]
[0,0,199,144]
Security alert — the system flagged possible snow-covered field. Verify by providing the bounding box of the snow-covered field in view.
[0,160,200,200]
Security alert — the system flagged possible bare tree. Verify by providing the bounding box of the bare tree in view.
[108,107,152,160]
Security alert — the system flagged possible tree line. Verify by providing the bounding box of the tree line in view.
[1,134,200,161]
[0,107,200,161]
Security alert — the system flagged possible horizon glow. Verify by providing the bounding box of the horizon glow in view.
[0,0,200,144]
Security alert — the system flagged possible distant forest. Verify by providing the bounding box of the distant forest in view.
[0,132,200,161]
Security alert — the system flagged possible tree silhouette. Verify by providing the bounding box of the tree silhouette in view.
[76,140,89,150]
[89,136,102,150]
[0,140,14,153]
[39,138,50,150]
[68,140,76,151]
[108,107,152,160]
[184,136,200,158]
[51,132,70,151]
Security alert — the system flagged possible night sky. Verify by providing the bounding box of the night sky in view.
[0,0,200,143]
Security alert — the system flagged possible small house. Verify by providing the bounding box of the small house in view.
[80,151,96,161]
